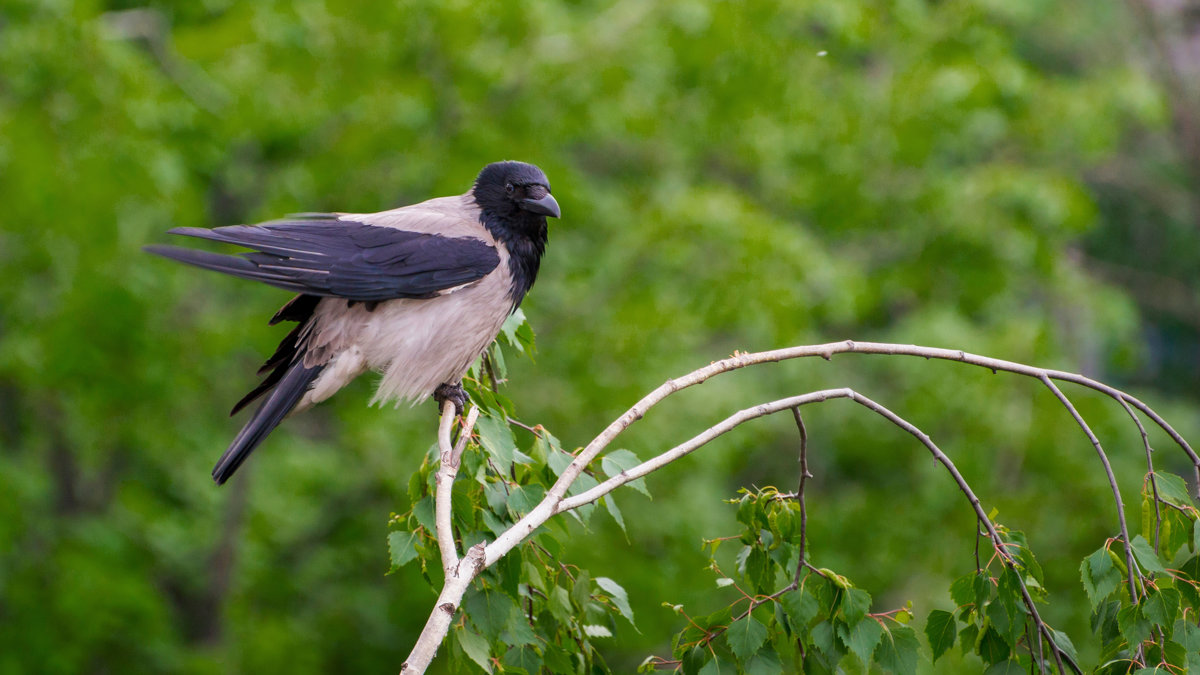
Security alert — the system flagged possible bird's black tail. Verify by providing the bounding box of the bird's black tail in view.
[212,360,324,484]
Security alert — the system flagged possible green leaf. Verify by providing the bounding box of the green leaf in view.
[542,644,573,674]
[413,496,436,533]
[507,484,544,517]
[1143,587,1181,628]
[502,645,541,674]
[1152,472,1194,508]
[456,627,492,673]
[571,570,592,611]
[475,413,516,475]
[1048,627,1079,666]
[698,657,736,675]
[1117,604,1152,647]
[696,606,734,634]
[743,649,783,675]
[1177,619,1200,650]
[726,614,768,661]
[737,494,766,531]
[977,626,1010,664]
[839,617,883,665]
[958,624,980,658]
[873,624,919,675]
[547,587,573,624]
[1081,546,1121,608]
[602,495,627,535]
[985,591,1021,648]
[744,547,773,594]
[681,645,707,675]
[811,621,845,665]
[983,660,1024,675]
[840,587,871,625]
[973,571,994,609]
[387,530,420,571]
[596,576,637,628]
[600,449,650,498]
[498,308,531,353]
[502,605,536,646]
[1130,535,1167,575]
[780,588,818,632]
[924,609,957,662]
[464,588,519,640]
[1176,621,1200,673]
[949,572,978,608]
[1162,507,1193,559]
[768,507,795,543]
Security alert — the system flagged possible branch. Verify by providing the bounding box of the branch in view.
[402,403,483,674]
[543,342,1199,503]
[434,404,481,575]
[792,408,810,588]
[434,401,459,574]
[1039,376,1143,603]
[400,341,1190,672]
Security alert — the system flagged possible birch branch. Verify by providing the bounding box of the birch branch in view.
[399,341,1194,673]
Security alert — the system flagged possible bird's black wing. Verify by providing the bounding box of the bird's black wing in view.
[144,218,500,301]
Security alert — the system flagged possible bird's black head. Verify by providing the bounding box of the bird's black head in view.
[471,161,558,310]
[472,161,561,222]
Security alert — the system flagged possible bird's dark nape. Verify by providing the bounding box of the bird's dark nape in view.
[212,360,324,484]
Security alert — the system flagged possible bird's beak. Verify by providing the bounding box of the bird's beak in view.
[520,194,561,218]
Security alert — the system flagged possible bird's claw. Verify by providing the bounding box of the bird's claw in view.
[433,383,468,417]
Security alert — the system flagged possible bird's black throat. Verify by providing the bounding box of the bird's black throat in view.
[478,209,548,310]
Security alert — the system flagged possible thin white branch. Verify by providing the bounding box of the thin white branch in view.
[558,390,851,512]
[544,341,1199,501]
[401,543,485,674]
[434,401,460,575]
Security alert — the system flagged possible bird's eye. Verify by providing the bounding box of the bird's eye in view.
[505,183,515,194]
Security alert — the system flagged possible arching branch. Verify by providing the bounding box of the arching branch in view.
[399,341,1194,673]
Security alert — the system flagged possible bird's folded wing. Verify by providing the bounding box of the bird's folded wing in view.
[145,216,500,301]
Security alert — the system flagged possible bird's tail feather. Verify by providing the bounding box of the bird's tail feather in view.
[212,360,324,484]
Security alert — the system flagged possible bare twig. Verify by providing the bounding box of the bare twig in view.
[1119,396,1163,553]
[1039,376,1143,603]
[792,407,810,588]
[841,391,1076,675]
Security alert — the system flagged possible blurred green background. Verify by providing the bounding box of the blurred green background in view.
[2,0,1199,672]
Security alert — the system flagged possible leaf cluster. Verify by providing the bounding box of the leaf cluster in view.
[647,487,919,674]
[1078,472,1200,674]
[387,314,640,673]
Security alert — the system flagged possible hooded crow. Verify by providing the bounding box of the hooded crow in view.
[146,161,559,484]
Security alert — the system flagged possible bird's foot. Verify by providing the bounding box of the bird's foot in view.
[433,382,468,417]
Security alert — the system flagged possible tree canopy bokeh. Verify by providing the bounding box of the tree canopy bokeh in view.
[2,0,1199,672]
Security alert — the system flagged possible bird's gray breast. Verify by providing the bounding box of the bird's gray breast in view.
[303,243,514,408]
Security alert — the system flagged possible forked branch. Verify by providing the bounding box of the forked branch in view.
[399,341,1195,674]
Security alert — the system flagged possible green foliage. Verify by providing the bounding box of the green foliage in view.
[388,326,640,673]
[2,0,1200,673]
[1075,472,1200,675]
[642,488,921,673]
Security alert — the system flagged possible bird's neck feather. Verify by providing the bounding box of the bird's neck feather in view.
[480,211,548,310]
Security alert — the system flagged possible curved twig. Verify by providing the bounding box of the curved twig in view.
[1039,376,1143,603]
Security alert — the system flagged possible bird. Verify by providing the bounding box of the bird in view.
[145,160,559,484]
